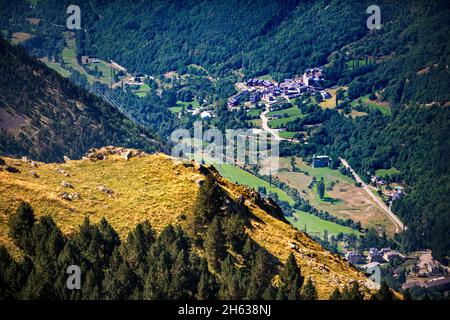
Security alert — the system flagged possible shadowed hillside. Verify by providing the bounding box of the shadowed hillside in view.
[0,38,161,162]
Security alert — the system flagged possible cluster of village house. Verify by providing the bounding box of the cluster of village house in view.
[370,174,405,203]
[345,247,405,266]
[228,67,331,109]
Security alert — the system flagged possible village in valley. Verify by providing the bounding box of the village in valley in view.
[228,67,330,110]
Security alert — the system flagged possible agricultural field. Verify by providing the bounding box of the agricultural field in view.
[268,105,302,117]
[62,37,89,80]
[275,157,397,236]
[214,163,294,204]
[266,105,306,129]
[287,211,361,238]
[213,163,361,237]
[268,114,305,129]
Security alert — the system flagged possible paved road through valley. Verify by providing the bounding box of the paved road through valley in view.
[340,157,405,233]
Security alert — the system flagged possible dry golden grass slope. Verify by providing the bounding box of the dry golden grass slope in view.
[0,147,373,298]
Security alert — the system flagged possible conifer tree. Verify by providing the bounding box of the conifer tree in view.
[204,216,226,270]
[277,253,304,300]
[246,248,274,299]
[8,201,36,252]
[371,281,395,300]
[301,278,318,300]
[218,255,241,299]
[190,175,224,240]
[329,287,342,300]
[223,214,245,251]
[342,281,364,300]
[196,259,218,299]
[317,178,325,199]
[103,248,136,299]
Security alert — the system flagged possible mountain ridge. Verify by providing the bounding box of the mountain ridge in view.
[0,148,373,298]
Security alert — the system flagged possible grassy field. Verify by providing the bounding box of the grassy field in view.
[375,167,400,178]
[294,158,354,184]
[169,100,200,113]
[268,106,302,117]
[287,211,361,238]
[268,115,305,129]
[214,164,294,204]
[84,60,114,85]
[247,119,262,127]
[62,37,89,80]
[0,153,202,258]
[351,95,391,115]
[279,131,298,139]
[41,58,72,78]
[246,108,262,118]
[256,74,274,81]
[134,83,151,97]
[319,86,348,109]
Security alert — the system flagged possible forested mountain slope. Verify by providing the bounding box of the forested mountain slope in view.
[0,38,161,162]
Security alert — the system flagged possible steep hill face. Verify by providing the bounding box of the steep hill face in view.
[0,38,161,162]
[0,148,371,298]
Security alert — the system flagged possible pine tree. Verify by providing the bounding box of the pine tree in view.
[0,245,15,299]
[218,255,241,299]
[190,175,224,240]
[223,214,245,251]
[241,235,256,261]
[246,248,274,299]
[169,250,192,299]
[98,217,120,260]
[103,248,136,299]
[204,216,226,270]
[8,201,36,251]
[342,281,364,300]
[277,253,304,300]
[403,289,413,300]
[329,288,342,300]
[196,266,218,300]
[371,281,395,300]
[317,178,325,199]
[121,220,155,279]
[301,278,318,300]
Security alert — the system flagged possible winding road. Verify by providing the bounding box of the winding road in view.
[339,157,405,233]
[260,108,301,143]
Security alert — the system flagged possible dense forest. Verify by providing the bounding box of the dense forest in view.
[0,38,162,162]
